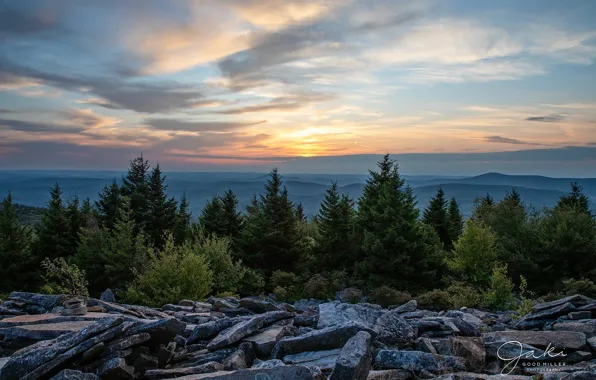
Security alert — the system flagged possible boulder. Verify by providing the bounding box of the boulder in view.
[100,289,116,303]
[587,336,596,351]
[145,362,223,379]
[96,357,134,379]
[251,359,285,369]
[330,331,372,380]
[553,321,596,338]
[411,317,478,337]
[0,320,96,349]
[375,350,466,374]
[445,311,484,328]
[373,310,417,345]
[282,349,341,370]
[434,373,533,380]
[126,318,186,348]
[485,330,587,350]
[438,337,485,372]
[294,314,318,327]
[515,302,576,330]
[568,311,592,320]
[389,300,417,313]
[561,372,596,380]
[415,337,438,354]
[366,370,411,380]
[212,299,237,312]
[565,350,592,363]
[8,292,64,311]
[242,325,295,357]
[168,366,316,379]
[238,298,281,313]
[50,369,100,379]
[532,295,594,313]
[207,315,267,351]
[163,304,195,313]
[188,317,250,343]
[317,301,384,329]
[271,321,376,359]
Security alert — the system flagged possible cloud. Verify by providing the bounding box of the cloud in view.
[483,135,543,146]
[144,118,266,132]
[215,91,334,114]
[525,113,567,122]
[0,5,60,37]
[0,118,86,133]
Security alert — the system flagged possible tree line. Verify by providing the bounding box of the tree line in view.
[1,154,595,310]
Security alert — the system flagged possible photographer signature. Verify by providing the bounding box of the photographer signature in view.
[497,340,567,375]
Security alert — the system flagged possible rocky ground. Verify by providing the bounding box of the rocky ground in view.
[1,291,596,379]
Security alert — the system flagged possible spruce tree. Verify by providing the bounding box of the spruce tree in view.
[422,187,451,250]
[200,196,225,236]
[447,197,464,246]
[65,196,84,254]
[35,183,71,260]
[220,189,244,252]
[555,183,591,215]
[354,154,443,291]
[315,182,355,271]
[146,164,177,248]
[96,180,122,230]
[121,155,150,230]
[0,192,33,292]
[296,203,306,222]
[173,193,192,244]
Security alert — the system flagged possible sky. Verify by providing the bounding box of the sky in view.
[0,0,596,175]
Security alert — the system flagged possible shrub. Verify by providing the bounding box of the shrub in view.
[562,278,596,298]
[304,274,331,300]
[483,264,516,311]
[327,270,348,294]
[369,286,411,308]
[446,284,482,309]
[238,268,265,296]
[41,257,89,298]
[516,276,535,318]
[197,235,242,295]
[273,286,289,302]
[270,271,301,302]
[337,287,363,304]
[123,237,213,307]
[416,290,453,311]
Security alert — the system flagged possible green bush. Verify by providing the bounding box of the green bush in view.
[123,237,213,307]
[515,276,535,318]
[446,284,482,309]
[369,286,411,308]
[304,274,331,300]
[483,264,516,311]
[562,278,596,298]
[338,287,363,304]
[41,257,89,298]
[416,290,453,311]
[197,235,242,295]
[270,271,301,301]
[238,268,265,296]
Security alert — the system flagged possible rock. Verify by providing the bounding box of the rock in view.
[588,336,596,351]
[188,317,250,343]
[517,302,576,326]
[100,289,116,303]
[242,325,295,357]
[317,301,384,329]
[271,321,376,359]
[125,318,186,348]
[164,304,195,313]
[445,311,484,328]
[373,310,417,345]
[553,321,596,338]
[0,313,116,328]
[207,315,267,351]
[213,299,236,312]
[415,337,438,354]
[294,314,318,327]
[375,350,466,374]
[222,350,248,371]
[252,359,285,369]
[569,311,592,320]
[0,320,96,347]
[411,317,478,337]
[167,366,316,379]
[238,298,281,313]
[8,292,64,311]
[483,340,545,361]
[145,362,223,379]
[282,349,341,370]
[50,369,100,379]
[133,353,159,373]
[96,357,134,379]
[366,370,412,380]
[330,331,372,380]
[157,344,177,368]
[435,373,533,380]
[389,300,417,313]
[566,351,592,363]
[450,337,485,372]
[263,310,295,325]
[485,330,587,350]
[532,295,594,313]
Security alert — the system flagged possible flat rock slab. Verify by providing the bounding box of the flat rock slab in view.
[375,350,466,374]
[207,315,266,351]
[532,295,594,313]
[366,370,411,380]
[8,292,64,310]
[0,321,95,341]
[0,357,9,370]
[283,349,341,370]
[242,325,294,357]
[553,321,596,338]
[173,366,316,380]
[330,331,372,380]
[435,373,533,380]
[50,369,100,379]
[485,330,587,350]
[0,313,114,328]
[318,302,384,329]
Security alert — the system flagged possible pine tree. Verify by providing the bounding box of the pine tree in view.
[35,183,71,260]
[146,164,177,248]
[173,193,192,244]
[422,188,450,250]
[200,196,225,236]
[296,203,306,222]
[556,183,591,215]
[220,189,244,252]
[96,180,122,230]
[121,155,150,230]
[447,197,464,246]
[64,196,85,254]
[354,154,443,291]
[246,194,259,217]
[0,192,34,292]
[315,182,355,271]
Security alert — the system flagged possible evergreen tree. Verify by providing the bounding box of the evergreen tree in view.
[96,181,122,230]
[200,196,225,236]
[80,198,96,227]
[121,155,150,230]
[220,189,244,252]
[447,197,464,244]
[555,183,591,215]
[315,182,355,271]
[35,183,71,260]
[422,188,451,250]
[146,164,177,248]
[354,155,443,291]
[173,193,192,244]
[246,194,259,217]
[240,168,304,277]
[65,196,84,254]
[0,192,33,292]
[296,203,306,222]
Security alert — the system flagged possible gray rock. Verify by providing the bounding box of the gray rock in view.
[166,366,316,379]
[164,304,195,313]
[263,310,295,325]
[588,336,596,351]
[561,372,596,380]
[125,318,186,348]
[238,297,280,313]
[283,349,341,370]
[373,310,417,345]
[50,369,100,380]
[434,373,533,380]
[411,317,478,337]
[105,333,151,356]
[483,339,545,361]
[188,317,250,343]
[520,302,576,323]
[553,321,596,338]
[415,337,438,354]
[532,295,594,313]
[565,351,592,363]
[8,292,64,311]
[569,311,592,320]
[251,359,285,369]
[366,369,412,380]
[294,314,318,327]
[242,325,295,357]
[0,320,96,348]
[213,299,237,311]
[318,301,384,329]
[330,331,372,380]
[389,300,417,313]
[485,330,587,350]
[146,362,222,379]
[96,357,134,379]
[208,315,267,351]
[445,311,484,327]
[99,289,116,303]
[271,321,376,359]
[450,337,485,372]
[375,350,466,373]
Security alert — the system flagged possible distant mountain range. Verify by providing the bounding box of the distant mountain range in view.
[1,171,594,219]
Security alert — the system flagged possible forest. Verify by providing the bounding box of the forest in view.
[1,154,595,314]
